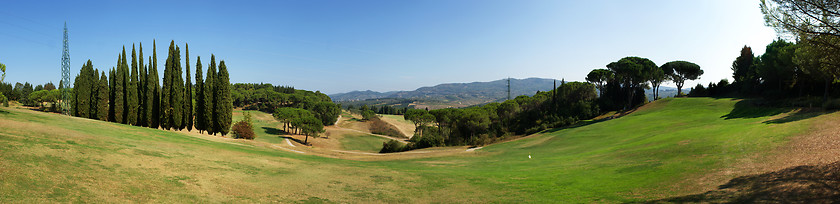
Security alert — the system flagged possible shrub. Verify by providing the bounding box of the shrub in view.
[379,139,406,153]
[231,121,256,140]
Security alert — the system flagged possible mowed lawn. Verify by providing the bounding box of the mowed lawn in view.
[0,98,825,202]
[339,134,390,153]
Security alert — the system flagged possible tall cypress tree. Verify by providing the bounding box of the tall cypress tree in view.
[194,56,204,133]
[173,44,184,130]
[161,43,173,130]
[73,60,93,118]
[138,43,146,127]
[170,43,184,130]
[114,53,125,124]
[185,44,193,131]
[108,68,116,122]
[216,60,232,136]
[120,47,130,124]
[205,55,216,135]
[148,56,156,128]
[151,40,160,129]
[128,44,138,125]
[89,68,99,119]
[97,71,109,121]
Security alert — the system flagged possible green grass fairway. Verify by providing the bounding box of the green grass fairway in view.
[339,134,389,152]
[232,110,288,144]
[0,98,827,202]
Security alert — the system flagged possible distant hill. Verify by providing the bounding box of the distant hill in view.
[330,78,560,106]
[331,78,692,109]
[646,86,692,101]
[329,90,396,101]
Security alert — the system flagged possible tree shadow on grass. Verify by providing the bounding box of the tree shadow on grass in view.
[644,162,840,203]
[261,127,288,135]
[260,126,308,145]
[541,118,604,134]
[721,99,788,120]
[281,136,307,145]
[763,109,836,124]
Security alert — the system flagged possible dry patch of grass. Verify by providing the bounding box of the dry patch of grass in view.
[378,114,416,138]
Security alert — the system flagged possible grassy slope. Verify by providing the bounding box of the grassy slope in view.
[378,114,416,137]
[339,134,389,152]
[360,98,814,202]
[0,98,822,202]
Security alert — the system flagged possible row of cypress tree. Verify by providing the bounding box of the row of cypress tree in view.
[72,40,232,136]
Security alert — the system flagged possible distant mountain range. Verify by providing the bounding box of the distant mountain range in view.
[330,78,560,104]
[330,77,690,109]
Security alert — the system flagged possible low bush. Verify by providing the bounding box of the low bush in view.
[379,139,406,153]
[231,121,256,140]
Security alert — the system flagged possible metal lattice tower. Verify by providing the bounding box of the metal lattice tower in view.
[61,22,71,115]
[506,77,511,101]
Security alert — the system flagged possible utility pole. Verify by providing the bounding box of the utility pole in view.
[61,22,72,116]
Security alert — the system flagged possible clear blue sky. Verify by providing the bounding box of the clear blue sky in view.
[0,0,777,94]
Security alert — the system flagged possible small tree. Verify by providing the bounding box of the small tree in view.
[298,115,324,144]
[0,61,5,83]
[661,61,703,96]
[273,107,296,132]
[243,111,254,128]
[231,120,255,140]
[607,56,658,109]
[361,109,376,121]
[0,61,5,106]
[586,69,613,97]
[404,108,435,137]
[648,66,667,100]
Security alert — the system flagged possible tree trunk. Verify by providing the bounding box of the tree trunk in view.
[627,85,635,110]
[655,85,659,100]
[304,135,309,145]
[676,79,684,96]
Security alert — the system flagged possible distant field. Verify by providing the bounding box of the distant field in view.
[0,98,833,202]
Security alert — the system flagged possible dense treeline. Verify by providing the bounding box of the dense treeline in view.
[62,40,233,136]
[1,81,59,108]
[382,57,705,152]
[689,39,840,105]
[382,81,600,152]
[232,83,340,126]
[587,57,703,112]
[686,0,840,106]
[345,104,408,115]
